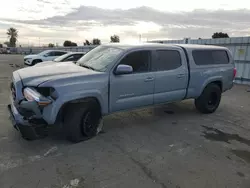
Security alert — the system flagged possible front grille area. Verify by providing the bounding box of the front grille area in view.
[10,82,16,100]
[17,107,35,118]
[10,81,35,118]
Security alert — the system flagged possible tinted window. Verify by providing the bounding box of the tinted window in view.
[193,50,229,65]
[55,51,67,56]
[53,53,70,62]
[119,51,150,73]
[155,50,182,71]
[46,51,55,56]
[64,54,83,61]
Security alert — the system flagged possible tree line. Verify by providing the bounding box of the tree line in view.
[0,27,230,48]
[63,35,120,47]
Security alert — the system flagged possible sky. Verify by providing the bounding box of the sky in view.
[0,0,250,46]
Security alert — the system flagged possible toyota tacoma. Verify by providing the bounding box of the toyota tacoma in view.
[8,43,236,142]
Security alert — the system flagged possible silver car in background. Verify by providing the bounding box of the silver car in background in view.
[34,52,86,67]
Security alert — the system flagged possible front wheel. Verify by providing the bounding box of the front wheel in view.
[195,84,222,114]
[31,59,42,65]
[63,102,102,143]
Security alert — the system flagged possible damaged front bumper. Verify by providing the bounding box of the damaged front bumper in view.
[7,96,48,140]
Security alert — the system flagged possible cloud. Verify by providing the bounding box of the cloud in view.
[18,6,250,28]
[37,0,51,3]
[0,6,250,45]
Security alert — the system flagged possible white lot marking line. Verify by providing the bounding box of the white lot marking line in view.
[28,155,42,162]
[0,137,8,141]
[0,154,23,171]
[70,179,80,187]
[44,146,58,157]
[62,178,80,188]
[62,185,70,188]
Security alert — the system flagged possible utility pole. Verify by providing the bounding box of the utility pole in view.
[139,34,141,42]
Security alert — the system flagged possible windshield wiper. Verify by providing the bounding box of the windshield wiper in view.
[79,64,95,71]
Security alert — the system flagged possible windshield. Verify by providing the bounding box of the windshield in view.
[76,46,124,72]
[53,53,70,62]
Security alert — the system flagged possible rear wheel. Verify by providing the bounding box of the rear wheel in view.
[195,83,222,114]
[31,59,42,65]
[63,101,102,143]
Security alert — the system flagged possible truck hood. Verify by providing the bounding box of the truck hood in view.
[16,62,97,86]
[34,61,74,67]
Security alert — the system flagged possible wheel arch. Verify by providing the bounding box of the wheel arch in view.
[32,59,43,64]
[55,97,102,124]
[199,77,223,97]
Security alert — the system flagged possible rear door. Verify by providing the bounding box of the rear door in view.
[109,50,155,112]
[152,48,189,104]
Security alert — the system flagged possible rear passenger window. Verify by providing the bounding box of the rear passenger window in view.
[46,51,55,56]
[55,51,67,56]
[155,50,182,71]
[192,50,229,65]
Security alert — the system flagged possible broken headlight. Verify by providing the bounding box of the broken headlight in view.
[23,87,57,106]
[36,87,58,100]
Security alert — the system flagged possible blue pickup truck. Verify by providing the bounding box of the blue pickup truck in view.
[8,43,236,142]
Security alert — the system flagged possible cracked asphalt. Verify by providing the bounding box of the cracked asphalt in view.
[0,54,250,188]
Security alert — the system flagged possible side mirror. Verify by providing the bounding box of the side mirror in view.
[115,64,133,75]
[43,54,48,57]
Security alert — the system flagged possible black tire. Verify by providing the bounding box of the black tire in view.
[31,59,42,65]
[63,101,101,143]
[195,83,222,114]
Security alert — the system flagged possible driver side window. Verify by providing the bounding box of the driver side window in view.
[46,51,55,56]
[119,50,151,73]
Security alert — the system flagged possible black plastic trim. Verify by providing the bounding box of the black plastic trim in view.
[174,45,191,99]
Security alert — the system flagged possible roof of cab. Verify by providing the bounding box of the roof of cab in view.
[103,43,173,49]
[103,43,227,50]
[176,44,227,50]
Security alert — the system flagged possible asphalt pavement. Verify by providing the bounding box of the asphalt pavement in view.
[0,54,250,188]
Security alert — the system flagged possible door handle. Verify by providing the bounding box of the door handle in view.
[144,77,154,82]
[177,74,185,78]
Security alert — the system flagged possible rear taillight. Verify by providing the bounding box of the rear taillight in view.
[233,68,237,79]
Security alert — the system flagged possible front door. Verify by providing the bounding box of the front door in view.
[109,50,154,112]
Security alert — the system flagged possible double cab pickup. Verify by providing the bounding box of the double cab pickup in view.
[8,43,236,142]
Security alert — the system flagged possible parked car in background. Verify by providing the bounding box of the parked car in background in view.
[0,47,11,54]
[34,52,86,67]
[8,43,236,142]
[6,48,11,54]
[24,50,68,66]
